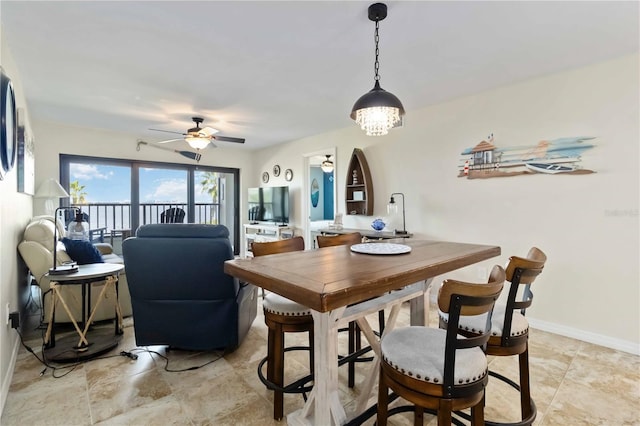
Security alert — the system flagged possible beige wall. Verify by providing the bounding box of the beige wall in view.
[0,33,35,414]
[253,54,640,352]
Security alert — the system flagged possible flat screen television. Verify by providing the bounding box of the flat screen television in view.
[248,186,289,225]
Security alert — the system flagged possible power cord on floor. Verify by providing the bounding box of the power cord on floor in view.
[15,328,81,378]
[131,347,225,372]
[14,328,144,378]
[14,320,226,378]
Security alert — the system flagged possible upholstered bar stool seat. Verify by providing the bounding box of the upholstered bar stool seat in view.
[262,293,312,317]
[382,327,489,387]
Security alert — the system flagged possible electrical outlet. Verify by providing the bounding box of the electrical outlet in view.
[5,303,9,326]
[9,311,19,329]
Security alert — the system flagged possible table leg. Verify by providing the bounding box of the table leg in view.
[353,302,402,415]
[52,284,89,347]
[409,278,433,326]
[114,277,124,335]
[80,276,114,345]
[288,307,346,426]
[44,284,58,347]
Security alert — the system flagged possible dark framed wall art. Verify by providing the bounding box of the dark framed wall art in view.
[0,67,18,181]
[17,108,35,194]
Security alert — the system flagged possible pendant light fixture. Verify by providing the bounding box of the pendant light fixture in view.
[320,155,334,173]
[350,3,405,136]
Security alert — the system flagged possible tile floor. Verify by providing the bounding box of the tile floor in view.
[2,292,639,426]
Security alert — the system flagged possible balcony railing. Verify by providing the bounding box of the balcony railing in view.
[70,202,220,233]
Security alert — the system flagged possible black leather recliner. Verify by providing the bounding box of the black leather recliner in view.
[122,223,257,351]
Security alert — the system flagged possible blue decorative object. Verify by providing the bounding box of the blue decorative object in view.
[371,218,386,232]
[311,178,320,208]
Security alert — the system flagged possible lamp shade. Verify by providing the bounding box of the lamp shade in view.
[184,136,211,150]
[34,179,70,216]
[351,81,405,136]
[68,211,90,241]
[34,178,69,199]
[386,192,407,234]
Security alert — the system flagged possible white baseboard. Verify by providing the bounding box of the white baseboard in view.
[0,333,20,419]
[529,318,639,356]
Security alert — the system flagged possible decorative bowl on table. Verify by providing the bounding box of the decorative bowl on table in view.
[371,218,386,232]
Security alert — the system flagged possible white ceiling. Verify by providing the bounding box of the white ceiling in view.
[1,1,638,150]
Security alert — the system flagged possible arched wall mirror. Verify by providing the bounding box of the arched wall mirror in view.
[303,148,337,248]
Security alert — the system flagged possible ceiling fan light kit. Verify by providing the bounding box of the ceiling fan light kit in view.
[351,3,405,136]
[184,136,211,150]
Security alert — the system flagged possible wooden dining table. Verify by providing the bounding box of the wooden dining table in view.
[224,239,500,425]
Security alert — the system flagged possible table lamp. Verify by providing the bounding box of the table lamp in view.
[35,179,70,216]
[387,192,407,235]
[68,210,90,241]
[49,206,80,275]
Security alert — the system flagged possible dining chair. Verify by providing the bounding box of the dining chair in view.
[378,265,505,426]
[439,247,547,426]
[251,236,314,421]
[316,232,379,388]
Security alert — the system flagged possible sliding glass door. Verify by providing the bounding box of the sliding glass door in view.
[138,166,188,224]
[60,155,240,254]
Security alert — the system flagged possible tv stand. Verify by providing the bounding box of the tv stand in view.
[243,223,294,257]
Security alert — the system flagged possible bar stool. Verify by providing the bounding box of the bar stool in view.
[440,247,547,426]
[316,232,383,388]
[378,265,505,426]
[252,236,314,421]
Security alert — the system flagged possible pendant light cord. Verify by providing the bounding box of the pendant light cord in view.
[374,19,380,82]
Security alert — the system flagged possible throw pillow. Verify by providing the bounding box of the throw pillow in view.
[61,237,104,265]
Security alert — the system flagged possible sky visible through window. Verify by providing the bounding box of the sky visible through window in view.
[70,163,213,203]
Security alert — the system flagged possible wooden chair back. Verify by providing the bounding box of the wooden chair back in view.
[316,232,362,248]
[438,265,505,396]
[498,246,547,347]
[251,236,305,257]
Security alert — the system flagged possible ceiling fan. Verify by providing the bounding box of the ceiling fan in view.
[150,117,245,150]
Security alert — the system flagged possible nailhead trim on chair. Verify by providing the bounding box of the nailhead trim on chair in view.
[381,326,488,385]
[263,293,312,316]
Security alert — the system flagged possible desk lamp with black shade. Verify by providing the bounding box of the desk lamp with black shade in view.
[49,206,81,275]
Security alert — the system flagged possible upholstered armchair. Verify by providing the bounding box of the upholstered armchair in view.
[17,215,132,323]
[122,223,258,351]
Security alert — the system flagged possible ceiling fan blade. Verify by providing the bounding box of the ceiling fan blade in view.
[178,150,202,161]
[149,128,186,135]
[213,135,245,144]
[137,140,200,162]
[199,126,219,137]
[157,138,183,144]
